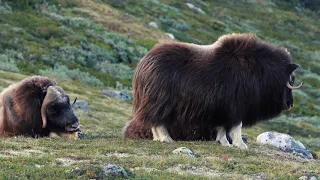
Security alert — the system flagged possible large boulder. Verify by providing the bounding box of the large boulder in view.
[257,132,313,159]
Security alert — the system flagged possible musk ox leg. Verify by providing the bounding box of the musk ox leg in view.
[216,126,232,147]
[151,127,160,141]
[229,122,247,149]
[152,125,174,143]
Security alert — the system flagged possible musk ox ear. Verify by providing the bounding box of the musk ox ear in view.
[287,63,300,74]
[41,86,66,128]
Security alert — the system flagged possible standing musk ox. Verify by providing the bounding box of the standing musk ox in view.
[0,76,80,138]
[123,33,302,149]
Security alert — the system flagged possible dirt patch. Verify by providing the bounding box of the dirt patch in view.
[73,0,168,40]
[56,158,90,166]
[131,167,159,173]
[166,164,221,178]
[0,149,45,157]
[105,152,133,158]
[104,152,161,159]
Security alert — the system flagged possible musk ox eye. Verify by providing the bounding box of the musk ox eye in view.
[47,107,56,114]
[47,105,59,114]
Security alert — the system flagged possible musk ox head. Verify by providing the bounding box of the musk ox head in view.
[41,86,80,133]
[283,63,302,111]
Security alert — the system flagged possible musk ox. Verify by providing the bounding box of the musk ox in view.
[0,76,80,139]
[123,33,302,149]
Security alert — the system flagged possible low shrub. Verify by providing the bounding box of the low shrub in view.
[0,1,12,14]
[302,73,320,88]
[96,62,133,79]
[39,64,104,86]
[0,54,20,72]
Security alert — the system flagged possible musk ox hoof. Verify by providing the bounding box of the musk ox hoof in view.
[153,136,174,143]
[233,141,248,149]
[160,137,174,143]
[218,139,232,147]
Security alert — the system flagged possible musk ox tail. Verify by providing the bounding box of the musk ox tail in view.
[123,120,153,140]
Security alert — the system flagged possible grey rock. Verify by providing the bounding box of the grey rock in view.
[166,33,175,40]
[299,175,318,180]
[186,3,195,9]
[172,147,199,158]
[149,22,158,29]
[257,132,313,159]
[72,100,90,113]
[186,3,206,14]
[242,135,248,143]
[101,89,132,101]
[101,164,129,179]
[295,6,302,13]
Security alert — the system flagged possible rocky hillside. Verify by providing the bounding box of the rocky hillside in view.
[0,0,319,179]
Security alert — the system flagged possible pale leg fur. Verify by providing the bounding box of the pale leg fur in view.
[229,122,247,149]
[151,127,160,141]
[216,126,232,147]
[151,125,174,143]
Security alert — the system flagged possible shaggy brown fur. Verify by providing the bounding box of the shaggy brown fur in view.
[0,76,79,138]
[124,33,300,141]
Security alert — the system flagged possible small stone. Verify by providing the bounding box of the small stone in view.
[298,176,307,180]
[242,135,248,143]
[172,147,199,158]
[149,22,158,29]
[101,164,129,179]
[35,164,42,168]
[166,33,175,40]
[299,175,318,180]
[186,3,195,9]
[185,3,206,14]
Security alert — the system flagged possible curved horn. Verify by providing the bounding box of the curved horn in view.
[286,82,303,90]
[41,86,63,128]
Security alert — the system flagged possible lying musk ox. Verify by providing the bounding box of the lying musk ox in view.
[0,76,80,139]
[123,33,302,149]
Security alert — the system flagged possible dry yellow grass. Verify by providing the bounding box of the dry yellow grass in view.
[74,0,170,41]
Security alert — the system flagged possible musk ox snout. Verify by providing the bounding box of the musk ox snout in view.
[65,121,80,132]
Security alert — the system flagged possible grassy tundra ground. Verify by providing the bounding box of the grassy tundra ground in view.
[0,71,319,179]
[0,0,319,179]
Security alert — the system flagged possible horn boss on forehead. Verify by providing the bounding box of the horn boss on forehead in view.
[41,86,66,128]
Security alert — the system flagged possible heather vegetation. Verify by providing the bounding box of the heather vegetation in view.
[0,0,319,179]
